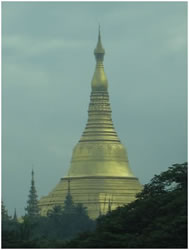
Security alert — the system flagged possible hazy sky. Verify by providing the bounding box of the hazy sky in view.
[2,2,187,217]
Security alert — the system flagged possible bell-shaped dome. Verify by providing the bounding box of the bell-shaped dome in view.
[38,28,142,220]
[68,28,135,178]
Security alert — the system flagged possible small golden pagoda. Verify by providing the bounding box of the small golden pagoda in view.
[39,28,142,219]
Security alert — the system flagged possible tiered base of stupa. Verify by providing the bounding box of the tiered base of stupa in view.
[39,176,142,219]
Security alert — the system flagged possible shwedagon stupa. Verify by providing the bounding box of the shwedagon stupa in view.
[39,28,142,219]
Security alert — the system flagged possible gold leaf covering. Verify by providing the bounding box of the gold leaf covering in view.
[39,29,142,219]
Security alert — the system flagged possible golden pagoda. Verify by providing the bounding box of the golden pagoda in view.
[39,28,142,219]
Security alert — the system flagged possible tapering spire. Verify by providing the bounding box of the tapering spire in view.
[94,25,105,59]
[91,27,108,91]
[64,178,74,212]
[25,169,40,218]
[32,168,34,185]
[68,178,71,194]
[38,29,143,219]
[13,208,17,222]
[68,27,135,178]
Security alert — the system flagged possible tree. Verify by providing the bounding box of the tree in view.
[2,203,21,248]
[12,208,18,222]
[2,201,11,222]
[2,201,12,233]
[2,176,95,247]
[64,163,187,248]
[75,203,88,216]
[136,162,187,199]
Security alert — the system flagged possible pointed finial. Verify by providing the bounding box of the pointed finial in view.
[32,163,34,177]
[13,208,17,221]
[94,25,105,58]
[31,167,36,188]
[32,168,34,183]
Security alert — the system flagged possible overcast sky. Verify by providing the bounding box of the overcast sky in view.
[2,2,187,217]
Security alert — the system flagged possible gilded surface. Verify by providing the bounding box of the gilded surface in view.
[39,176,142,219]
[39,29,142,219]
[68,28,134,178]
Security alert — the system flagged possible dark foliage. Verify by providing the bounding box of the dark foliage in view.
[64,162,187,248]
[2,163,187,248]
[2,203,95,248]
[2,172,95,248]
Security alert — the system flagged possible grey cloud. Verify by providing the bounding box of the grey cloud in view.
[2,2,187,217]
